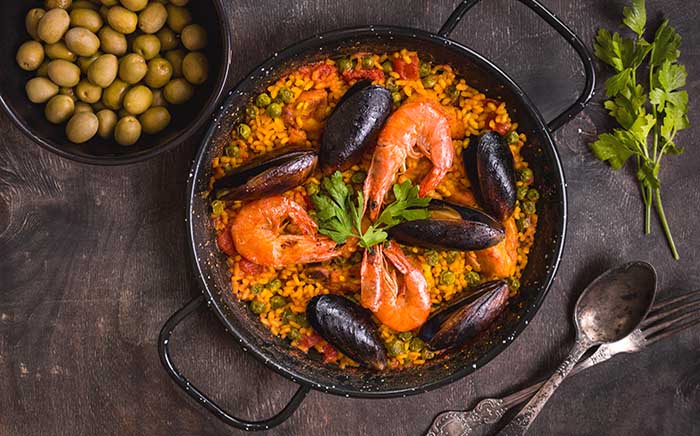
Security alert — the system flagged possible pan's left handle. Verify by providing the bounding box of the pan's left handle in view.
[158,295,311,432]
[438,0,595,132]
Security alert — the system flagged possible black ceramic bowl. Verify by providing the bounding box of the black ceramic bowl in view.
[0,1,232,165]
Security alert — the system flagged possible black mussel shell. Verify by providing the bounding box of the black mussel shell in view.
[463,131,516,221]
[319,80,392,173]
[418,280,509,350]
[388,200,505,251]
[306,294,388,370]
[212,148,317,201]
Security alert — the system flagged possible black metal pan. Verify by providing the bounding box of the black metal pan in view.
[159,0,595,430]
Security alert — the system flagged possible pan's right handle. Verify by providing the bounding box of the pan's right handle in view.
[158,295,311,432]
[438,0,596,132]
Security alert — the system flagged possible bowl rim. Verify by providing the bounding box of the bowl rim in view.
[0,0,233,166]
[186,25,568,398]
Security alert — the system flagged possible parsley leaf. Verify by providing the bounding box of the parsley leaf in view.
[650,19,681,66]
[623,0,646,38]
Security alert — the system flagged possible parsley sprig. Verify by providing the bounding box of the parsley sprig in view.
[311,171,431,248]
[591,0,689,259]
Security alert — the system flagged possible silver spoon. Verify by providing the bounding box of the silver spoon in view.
[496,261,657,436]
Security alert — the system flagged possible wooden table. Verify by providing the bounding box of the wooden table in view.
[1,1,698,435]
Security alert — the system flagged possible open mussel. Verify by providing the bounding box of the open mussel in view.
[418,280,509,350]
[462,131,516,221]
[212,147,317,201]
[319,80,392,173]
[306,294,388,370]
[388,200,505,251]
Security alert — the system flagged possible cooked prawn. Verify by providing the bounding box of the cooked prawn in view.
[363,100,454,220]
[360,241,431,332]
[231,195,342,267]
[473,216,518,278]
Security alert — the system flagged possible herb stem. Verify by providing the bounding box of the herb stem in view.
[649,64,659,162]
[653,187,679,260]
[644,185,652,234]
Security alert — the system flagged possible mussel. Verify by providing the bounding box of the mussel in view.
[388,200,505,251]
[463,131,516,221]
[418,280,509,350]
[212,147,317,201]
[306,294,388,370]
[319,80,392,173]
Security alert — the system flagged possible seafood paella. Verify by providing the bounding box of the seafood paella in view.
[209,49,539,370]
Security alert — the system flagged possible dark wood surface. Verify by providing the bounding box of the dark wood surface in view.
[1,1,699,435]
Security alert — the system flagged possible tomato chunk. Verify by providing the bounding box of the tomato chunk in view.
[341,68,384,83]
[216,227,236,256]
[392,54,419,80]
[239,258,265,275]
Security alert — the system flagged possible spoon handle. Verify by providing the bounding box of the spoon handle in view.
[496,340,591,436]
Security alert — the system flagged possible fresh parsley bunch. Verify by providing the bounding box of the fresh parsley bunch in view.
[311,171,431,249]
[591,0,689,259]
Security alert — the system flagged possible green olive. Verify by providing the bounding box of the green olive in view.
[122,85,152,115]
[96,109,118,138]
[102,79,129,110]
[37,8,70,44]
[114,115,141,145]
[69,9,103,33]
[156,27,178,50]
[36,61,50,77]
[26,77,59,103]
[120,0,148,12]
[44,94,75,124]
[74,101,94,114]
[45,41,77,61]
[47,59,81,88]
[151,88,166,107]
[78,52,102,73]
[98,26,127,55]
[163,78,193,104]
[45,0,72,8]
[16,41,45,71]
[164,49,185,77]
[139,106,170,134]
[107,6,138,34]
[25,9,46,41]
[138,2,167,34]
[75,79,102,103]
[66,112,99,143]
[118,53,147,84]
[182,52,208,85]
[72,1,100,11]
[181,24,207,51]
[87,54,118,87]
[144,57,172,88]
[64,27,101,57]
[132,34,161,60]
[165,4,191,33]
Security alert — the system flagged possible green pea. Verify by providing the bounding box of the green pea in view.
[385,77,398,92]
[288,328,301,341]
[270,295,287,309]
[351,171,366,184]
[409,337,425,352]
[518,167,534,184]
[516,186,528,201]
[397,331,413,341]
[250,300,267,314]
[361,55,374,69]
[446,85,460,100]
[293,314,309,327]
[527,188,540,201]
[267,102,282,118]
[421,75,437,89]
[522,201,536,215]
[279,87,294,103]
[211,200,224,216]
[250,283,263,294]
[245,105,257,120]
[337,58,352,73]
[506,131,520,144]
[306,183,320,196]
[255,92,271,107]
[507,276,521,290]
[425,251,439,266]
[419,61,431,78]
[421,349,435,360]
[391,91,402,105]
[466,271,481,285]
[388,340,404,356]
[267,278,282,290]
[381,60,393,73]
[446,251,458,264]
[237,123,251,139]
[516,216,530,232]
[225,144,240,158]
[440,271,455,285]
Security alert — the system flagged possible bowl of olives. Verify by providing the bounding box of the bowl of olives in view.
[0,0,231,165]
